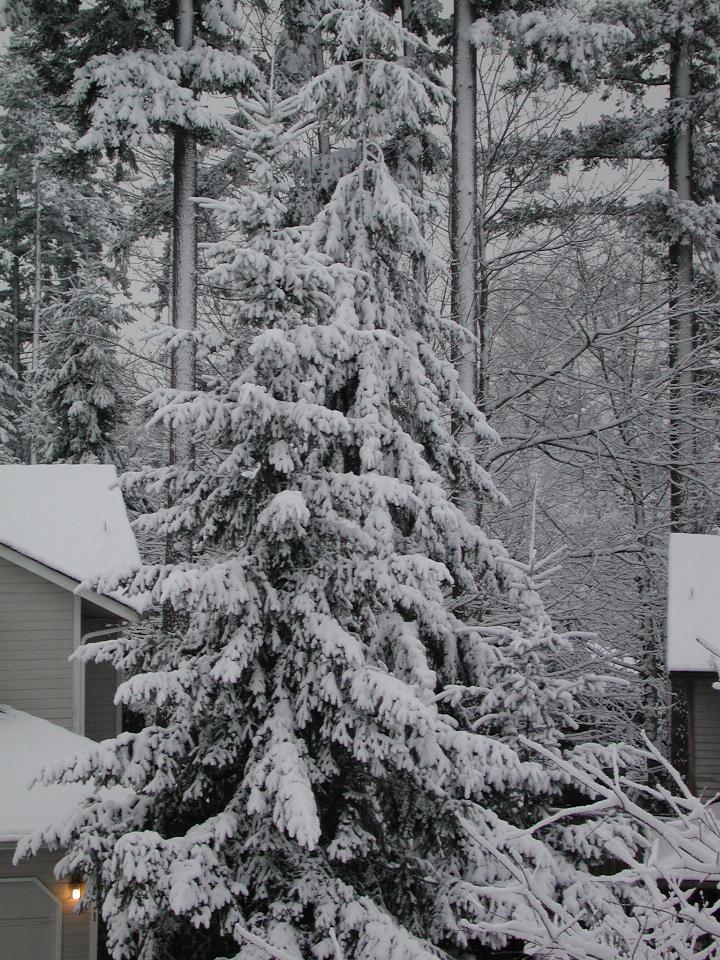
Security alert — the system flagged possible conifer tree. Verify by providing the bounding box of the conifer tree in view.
[0,43,98,367]
[0,38,130,463]
[2,0,259,487]
[0,361,20,463]
[39,271,128,464]
[67,0,257,471]
[21,4,596,959]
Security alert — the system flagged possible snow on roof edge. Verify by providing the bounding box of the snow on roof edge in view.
[0,539,143,618]
[0,464,143,617]
[0,706,96,842]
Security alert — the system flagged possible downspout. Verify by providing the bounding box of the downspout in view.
[76,624,129,737]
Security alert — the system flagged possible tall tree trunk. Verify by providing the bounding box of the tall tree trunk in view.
[164,0,197,595]
[451,0,479,515]
[29,164,41,464]
[170,0,197,474]
[10,183,21,375]
[668,37,694,533]
[32,168,41,374]
[310,27,331,158]
[477,201,489,412]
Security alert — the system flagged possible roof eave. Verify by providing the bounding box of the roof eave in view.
[0,542,140,624]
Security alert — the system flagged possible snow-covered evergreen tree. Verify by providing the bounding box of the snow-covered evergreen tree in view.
[20,5,596,959]
[0,41,110,346]
[0,360,20,462]
[39,270,128,464]
[2,0,260,477]
[0,34,131,464]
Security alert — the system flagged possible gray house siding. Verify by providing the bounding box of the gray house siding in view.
[691,676,720,797]
[0,846,94,960]
[0,557,75,729]
[0,556,126,740]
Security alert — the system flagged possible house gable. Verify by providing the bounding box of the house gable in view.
[0,556,76,730]
[0,546,137,736]
[0,542,140,623]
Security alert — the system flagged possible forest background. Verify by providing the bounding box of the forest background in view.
[1,1,720,958]
[2,0,716,751]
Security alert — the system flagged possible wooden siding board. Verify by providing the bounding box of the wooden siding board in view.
[1,676,73,690]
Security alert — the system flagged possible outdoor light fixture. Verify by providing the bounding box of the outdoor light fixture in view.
[68,880,83,902]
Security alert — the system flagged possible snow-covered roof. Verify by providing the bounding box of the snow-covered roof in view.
[667,533,720,672]
[0,464,141,612]
[0,706,94,843]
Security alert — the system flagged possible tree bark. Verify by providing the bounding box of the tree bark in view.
[164,0,197,590]
[170,0,197,473]
[310,26,331,158]
[32,167,40,375]
[10,183,21,375]
[29,164,41,465]
[477,200,488,412]
[668,37,694,533]
[451,0,479,515]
